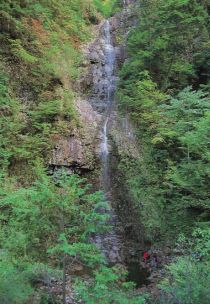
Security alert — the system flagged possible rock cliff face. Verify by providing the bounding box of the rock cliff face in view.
[49,0,143,266]
[49,1,137,175]
[49,98,101,173]
[82,3,137,110]
[82,1,141,265]
[49,1,142,265]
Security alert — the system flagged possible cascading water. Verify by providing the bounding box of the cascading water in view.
[100,20,116,190]
[92,20,122,264]
[86,0,151,287]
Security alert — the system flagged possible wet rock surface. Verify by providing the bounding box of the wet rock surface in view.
[81,1,137,113]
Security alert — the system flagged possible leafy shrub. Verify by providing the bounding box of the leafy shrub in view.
[10,39,39,63]
[158,258,210,304]
[75,265,146,304]
[0,254,33,304]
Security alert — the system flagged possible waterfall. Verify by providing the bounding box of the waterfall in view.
[87,0,150,285]
[92,20,122,264]
[100,20,116,190]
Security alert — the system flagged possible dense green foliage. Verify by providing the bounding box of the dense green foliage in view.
[0,171,146,303]
[0,172,105,301]
[0,0,136,302]
[123,0,210,91]
[76,265,145,304]
[0,1,147,302]
[0,0,102,179]
[154,258,210,304]
[117,1,210,301]
[152,228,210,303]
[118,0,210,241]
[0,0,209,302]
[0,256,33,304]
[93,0,121,16]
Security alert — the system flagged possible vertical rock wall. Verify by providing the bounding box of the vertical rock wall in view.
[49,0,144,265]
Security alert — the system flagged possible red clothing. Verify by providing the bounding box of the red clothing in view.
[143,252,150,261]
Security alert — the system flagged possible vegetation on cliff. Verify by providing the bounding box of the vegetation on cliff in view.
[0,1,145,303]
[0,0,104,181]
[117,0,210,302]
[0,0,209,303]
[119,0,210,241]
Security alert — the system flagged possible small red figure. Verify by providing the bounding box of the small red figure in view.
[143,251,150,263]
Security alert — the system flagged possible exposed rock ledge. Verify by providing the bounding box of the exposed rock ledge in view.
[49,0,137,173]
[49,98,102,173]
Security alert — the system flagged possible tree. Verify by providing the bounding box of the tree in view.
[121,0,209,91]
[158,258,210,304]
[75,265,146,304]
[0,171,110,303]
[0,254,33,304]
[157,87,210,158]
[155,87,210,210]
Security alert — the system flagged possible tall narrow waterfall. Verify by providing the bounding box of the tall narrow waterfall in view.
[100,20,116,191]
[92,20,122,264]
